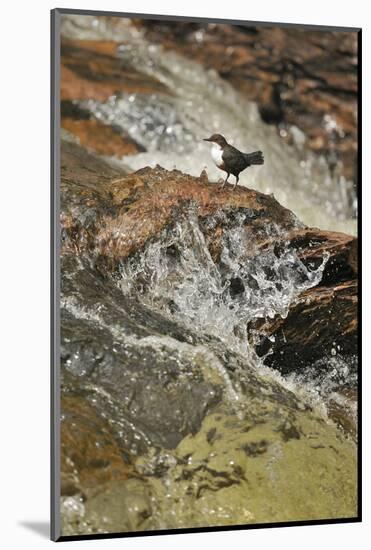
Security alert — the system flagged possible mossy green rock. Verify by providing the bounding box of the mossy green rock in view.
[61,406,356,535]
[142,409,357,529]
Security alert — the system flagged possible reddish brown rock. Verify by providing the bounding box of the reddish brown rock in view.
[61,393,134,497]
[61,117,143,157]
[61,38,169,101]
[60,141,298,265]
[60,140,357,373]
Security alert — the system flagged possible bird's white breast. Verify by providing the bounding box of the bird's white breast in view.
[211,143,224,168]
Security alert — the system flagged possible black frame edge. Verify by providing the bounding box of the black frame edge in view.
[51,7,61,543]
[57,516,361,543]
[54,7,360,32]
[356,28,362,523]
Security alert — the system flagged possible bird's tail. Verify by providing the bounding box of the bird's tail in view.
[245,151,264,165]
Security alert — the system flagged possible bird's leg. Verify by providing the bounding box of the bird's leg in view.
[221,173,230,188]
[233,175,239,190]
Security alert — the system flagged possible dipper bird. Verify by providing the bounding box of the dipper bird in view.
[203,134,264,189]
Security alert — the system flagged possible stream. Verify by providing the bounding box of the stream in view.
[58,14,358,536]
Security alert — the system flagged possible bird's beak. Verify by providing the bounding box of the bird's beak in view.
[203,138,211,142]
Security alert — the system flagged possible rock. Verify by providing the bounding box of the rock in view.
[283,228,358,283]
[60,141,357,375]
[141,410,357,528]
[61,39,169,101]
[60,393,134,497]
[61,255,224,452]
[83,478,153,533]
[249,227,358,371]
[254,228,357,283]
[253,280,357,372]
[62,404,357,535]
[326,386,358,439]
[61,137,124,186]
[59,141,357,534]
[61,140,299,264]
[61,111,144,157]
[138,22,358,183]
[61,477,154,536]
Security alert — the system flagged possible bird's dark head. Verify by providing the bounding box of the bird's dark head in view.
[203,134,228,147]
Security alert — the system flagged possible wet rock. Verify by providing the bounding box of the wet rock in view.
[61,113,144,157]
[60,140,299,264]
[138,22,358,182]
[61,137,124,186]
[254,280,357,372]
[254,227,357,284]
[327,386,357,440]
[62,405,357,534]
[61,39,169,101]
[61,478,154,536]
[136,410,357,528]
[59,141,357,534]
[283,228,358,284]
[61,393,134,497]
[84,478,153,533]
[61,255,224,452]
[250,228,358,371]
[60,140,357,374]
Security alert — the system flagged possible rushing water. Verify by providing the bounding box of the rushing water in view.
[118,206,327,359]
[61,14,357,235]
[59,15,358,535]
[60,200,357,533]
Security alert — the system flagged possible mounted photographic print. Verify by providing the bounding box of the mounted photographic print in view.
[51,8,361,541]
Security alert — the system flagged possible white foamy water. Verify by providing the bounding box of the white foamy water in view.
[118,206,328,358]
[60,15,357,429]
